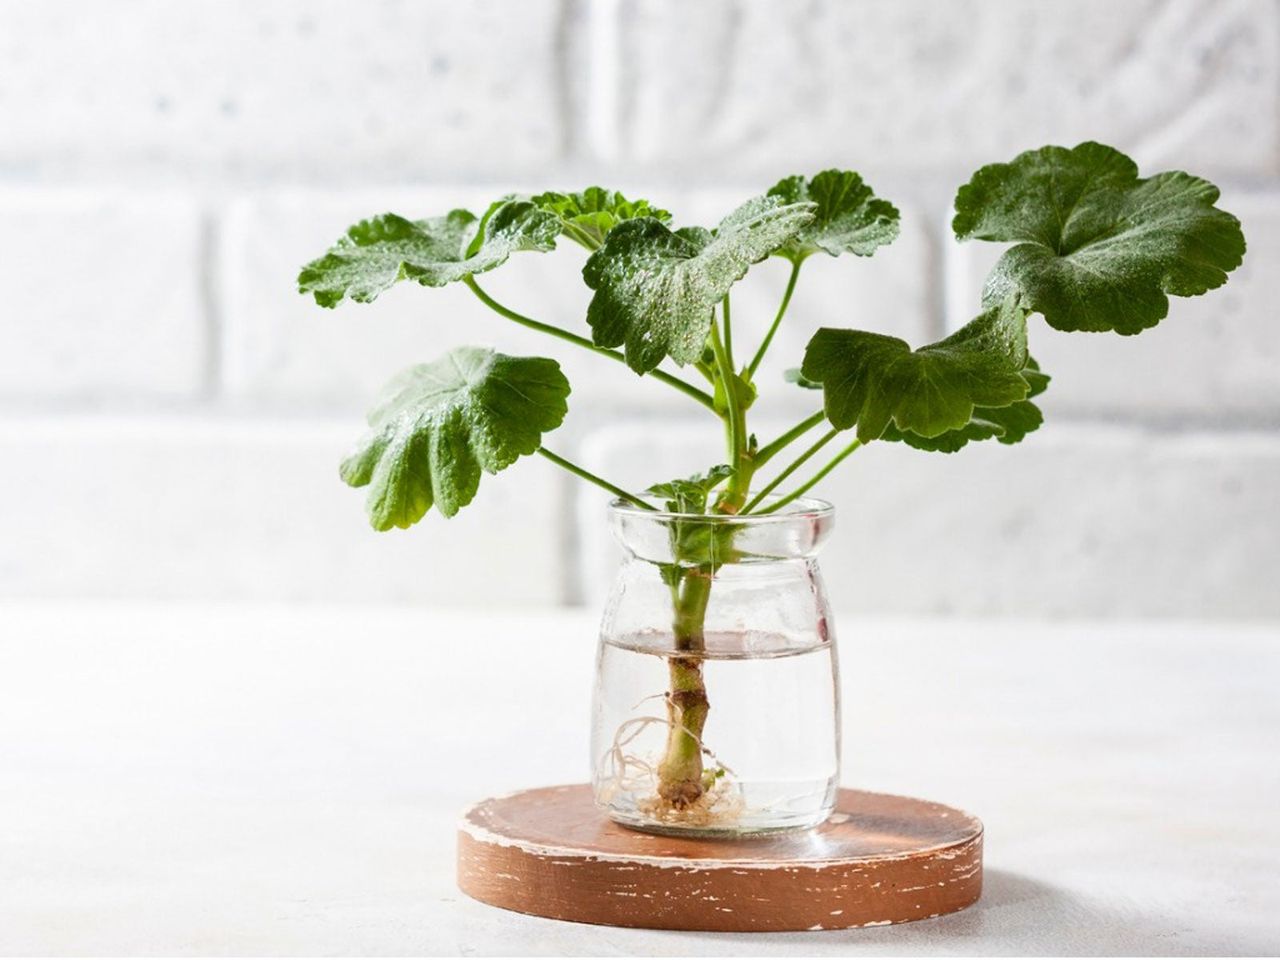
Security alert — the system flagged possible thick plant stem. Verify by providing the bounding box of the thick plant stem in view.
[657,567,714,806]
[708,318,752,513]
[654,309,752,809]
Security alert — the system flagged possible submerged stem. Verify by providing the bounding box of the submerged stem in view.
[657,568,714,806]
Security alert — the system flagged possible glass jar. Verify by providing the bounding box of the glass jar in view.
[590,497,840,837]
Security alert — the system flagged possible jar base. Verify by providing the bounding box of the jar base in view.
[601,802,835,839]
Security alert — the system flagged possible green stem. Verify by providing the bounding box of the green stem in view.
[656,306,748,807]
[657,569,714,806]
[708,320,750,511]
[757,437,865,514]
[742,428,838,514]
[753,410,826,469]
[536,448,656,511]
[746,259,802,378]
[561,222,602,252]
[720,294,734,370]
[465,276,717,412]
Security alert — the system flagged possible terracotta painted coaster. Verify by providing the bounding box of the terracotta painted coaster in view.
[457,784,982,932]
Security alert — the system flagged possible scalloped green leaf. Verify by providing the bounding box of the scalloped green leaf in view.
[801,297,1032,443]
[880,357,1050,453]
[340,347,570,529]
[533,187,671,251]
[767,169,900,262]
[298,198,560,308]
[953,141,1245,334]
[582,196,816,374]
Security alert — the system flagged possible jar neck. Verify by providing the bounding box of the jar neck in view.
[608,497,834,567]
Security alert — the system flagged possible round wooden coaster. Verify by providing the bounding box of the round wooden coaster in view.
[457,784,982,932]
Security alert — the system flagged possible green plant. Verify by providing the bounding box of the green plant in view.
[299,142,1244,812]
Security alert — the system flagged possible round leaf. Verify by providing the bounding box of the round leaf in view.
[953,142,1245,334]
[340,347,570,529]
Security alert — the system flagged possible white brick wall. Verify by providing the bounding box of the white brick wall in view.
[0,0,568,182]
[0,190,206,401]
[614,0,1280,179]
[0,418,563,605]
[2,0,1278,616]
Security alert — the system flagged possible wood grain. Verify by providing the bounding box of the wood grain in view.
[457,784,983,931]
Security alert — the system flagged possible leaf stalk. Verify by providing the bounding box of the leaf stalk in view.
[753,409,827,468]
[708,318,751,510]
[746,259,802,378]
[743,427,839,514]
[536,447,656,511]
[757,437,865,514]
[720,294,735,370]
[465,276,717,412]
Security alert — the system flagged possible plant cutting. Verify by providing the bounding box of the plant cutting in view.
[299,142,1244,838]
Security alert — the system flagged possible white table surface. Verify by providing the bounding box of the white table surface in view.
[2,602,1278,956]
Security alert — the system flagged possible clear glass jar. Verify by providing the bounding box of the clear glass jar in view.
[590,497,840,837]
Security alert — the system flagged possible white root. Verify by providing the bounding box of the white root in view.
[596,708,745,828]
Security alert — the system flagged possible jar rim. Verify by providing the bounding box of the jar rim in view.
[608,495,834,524]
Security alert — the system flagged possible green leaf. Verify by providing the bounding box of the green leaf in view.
[953,141,1245,334]
[298,198,560,308]
[880,357,1050,453]
[767,169,900,262]
[647,465,733,514]
[340,347,570,529]
[532,187,671,251]
[647,466,737,572]
[582,196,816,373]
[800,296,1032,443]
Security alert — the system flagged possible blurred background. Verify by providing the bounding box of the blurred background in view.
[1,0,1277,619]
